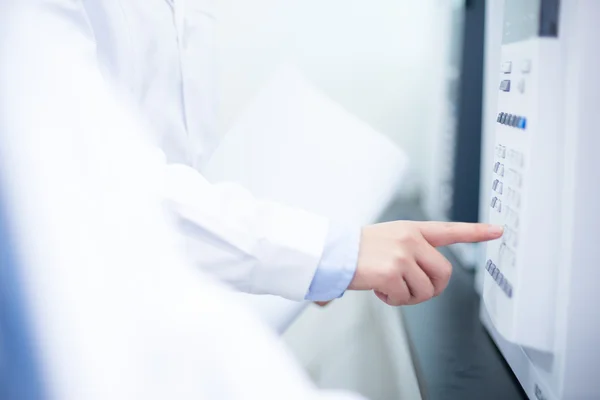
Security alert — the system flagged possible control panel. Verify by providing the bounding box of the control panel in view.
[482,37,563,352]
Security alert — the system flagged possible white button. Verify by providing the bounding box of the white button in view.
[496,181,503,195]
[514,151,524,167]
[517,79,526,93]
[521,59,531,73]
[515,172,522,188]
[499,164,505,177]
[511,231,519,247]
[502,61,512,73]
[502,226,511,245]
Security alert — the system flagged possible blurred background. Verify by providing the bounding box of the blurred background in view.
[215,0,464,199]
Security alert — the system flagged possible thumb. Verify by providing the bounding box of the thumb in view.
[418,221,503,247]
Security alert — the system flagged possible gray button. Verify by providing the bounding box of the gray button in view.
[491,197,498,208]
[500,80,511,92]
[497,273,504,285]
[492,268,500,280]
[506,284,513,298]
[507,115,514,126]
[485,259,493,271]
[493,162,500,173]
[489,264,497,277]
[497,113,504,122]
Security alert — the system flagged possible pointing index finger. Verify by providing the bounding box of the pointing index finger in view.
[418,222,503,247]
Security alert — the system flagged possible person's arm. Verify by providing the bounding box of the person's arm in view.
[0,4,366,399]
[2,0,503,309]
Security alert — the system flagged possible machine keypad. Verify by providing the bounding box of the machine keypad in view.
[489,141,525,297]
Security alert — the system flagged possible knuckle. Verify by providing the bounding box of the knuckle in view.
[397,229,420,245]
[415,285,435,303]
[394,251,411,266]
[439,260,453,281]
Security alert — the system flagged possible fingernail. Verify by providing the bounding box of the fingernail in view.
[488,225,504,236]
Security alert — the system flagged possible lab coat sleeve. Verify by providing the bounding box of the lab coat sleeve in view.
[0,4,368,399]
[163,164,330,300]
[6,0,332,301]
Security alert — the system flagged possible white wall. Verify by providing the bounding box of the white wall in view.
[215,0,456,199]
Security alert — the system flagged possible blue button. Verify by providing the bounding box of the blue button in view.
[518,117,527,129]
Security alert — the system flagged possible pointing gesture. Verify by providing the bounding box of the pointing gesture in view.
[349,221,503,306]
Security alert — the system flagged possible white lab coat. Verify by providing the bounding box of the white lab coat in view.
[0,4,363,398]
[80,0,330,300]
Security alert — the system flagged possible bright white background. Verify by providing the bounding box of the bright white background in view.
[215,0,459,199]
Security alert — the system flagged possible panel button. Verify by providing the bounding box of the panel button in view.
[497,272,504,285]
[498,164,505,177]
[492,268,500,280]
[506,114,513,126]
[502,61,512,73]
[518,117,527,130]
[517,79,526,94]
[521,59,531,73]
[496,181,503,194]
[493,162,500,173]
[500,80,511,92]
[511,231,519,247]
[505,283,513,298]
[491,196,498,208]
[497,112,504,122]
[501,114,508,124]
[512,115,520,127]
[485,259,493,271]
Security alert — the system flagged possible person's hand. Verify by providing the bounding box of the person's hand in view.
[349,221,503,306]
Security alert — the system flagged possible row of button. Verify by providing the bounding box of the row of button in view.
[497,113,527,129]
[485,259,513,298]
[499,79,526,94]
[501,60,531,74]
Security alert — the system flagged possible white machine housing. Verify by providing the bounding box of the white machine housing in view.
[481,1,600,399]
